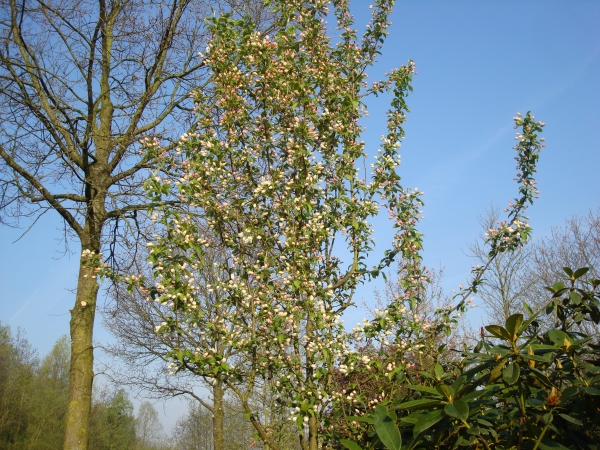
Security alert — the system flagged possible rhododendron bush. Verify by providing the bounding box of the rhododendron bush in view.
[103,0,594,448]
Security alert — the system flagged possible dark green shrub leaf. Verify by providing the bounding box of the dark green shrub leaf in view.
[582,386,600,395]
[434,363,444,379]
[560,386,579,401]
[558,413,582,425]
[466,427,488,435]
[547,329,570,346]
[374,405,402,450]
[521,353,552,363]
[476,418,494,427]
[435,384,451,401]
[444,399,469,421]
[340,439,363,450]
[485,325,512,341]
[413,409,445,437]
[529,368,553,388]
[489,359,508,382]
[396,399,443,410]
[450,375,468,395]
[573,267,589,279]
[539,439,571,450]
[502,362,520,385]
[505,314,523,340]
[569,291,582,305]
[406,385,443,397]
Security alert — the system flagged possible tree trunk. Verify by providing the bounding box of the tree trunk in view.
[212,380,225,450]
[63,241,100,450]
[308,411,318,450]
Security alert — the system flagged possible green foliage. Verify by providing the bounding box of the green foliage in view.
[0,329,165,450]
[338,268,600,449]
[0,327,69,450]
[89,389,136,450]
[0,324,37,448]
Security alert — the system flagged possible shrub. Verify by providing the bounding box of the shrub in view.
[336,267,600,449]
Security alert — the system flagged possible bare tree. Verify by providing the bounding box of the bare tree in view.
[529,209,599,286]
[468,206,535,323]
[0,1,274,448]
[134,401,170,450]
[523,209,600,333]
[469,207,600,330]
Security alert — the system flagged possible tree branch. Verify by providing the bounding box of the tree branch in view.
[0,144,83,236]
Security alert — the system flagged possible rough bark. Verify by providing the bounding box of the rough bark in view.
[63,247,100,450]
[308,416,318,450]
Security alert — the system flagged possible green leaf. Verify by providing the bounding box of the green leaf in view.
[489,359,508,382]
[573,267,589,279]
[569,291,582,305]
[476,418,494,427]
[528,344,559,351]
[374,405,402,450]
[396,399,443,410]
[557,413,582,425]
[406,385,443,397]
[435,384,452,401]
[502,362,520,385]
[547,329,570,346]
[485,325,512,341]
[560,386,579,401]
[340,440,362,450]
[444,399,469,421]
[563,267,574,277]
[529,368,553,388]
[582,386,600,395]
[413,409,444,437]
[450,375,468,396]
[521,353,552,363]
[434,363,444,379]
[505,313,523,340]
[538,439,571,450]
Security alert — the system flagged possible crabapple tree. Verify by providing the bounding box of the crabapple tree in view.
[138,0,423,448]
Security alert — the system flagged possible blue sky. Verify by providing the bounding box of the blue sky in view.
[1,0,598,429]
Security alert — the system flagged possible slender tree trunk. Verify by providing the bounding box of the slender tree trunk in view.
[63,232,101,450]
[238,396,281,450]
[308,416,318,450]
[306,317,319,450]
[213,380,225,450]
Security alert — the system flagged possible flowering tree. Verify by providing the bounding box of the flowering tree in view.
[138,0,421,447]
[127,0,550,448]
